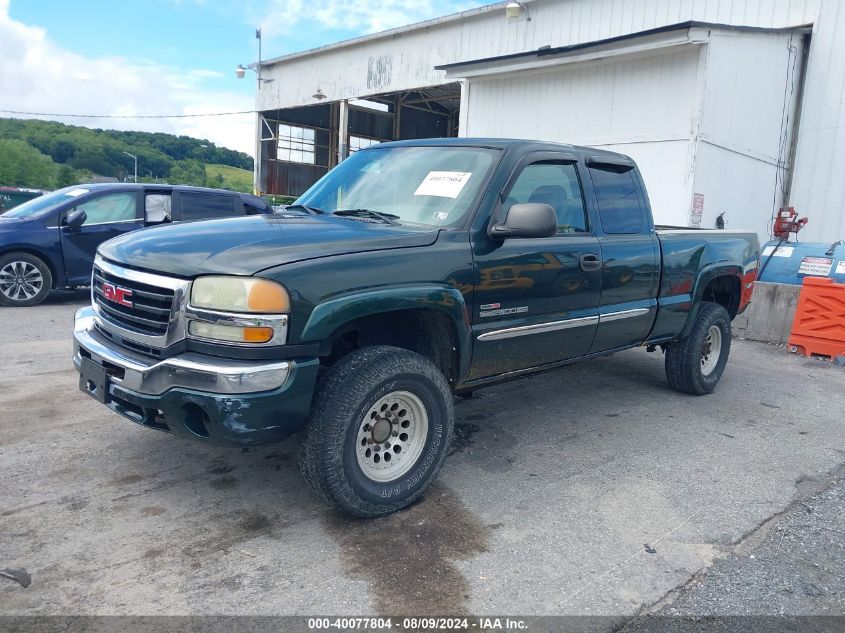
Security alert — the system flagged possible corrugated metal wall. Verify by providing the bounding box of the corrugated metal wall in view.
[262,0,844,242]
[464,47,702,226]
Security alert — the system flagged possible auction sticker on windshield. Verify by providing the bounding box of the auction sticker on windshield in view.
[414,171,472,198]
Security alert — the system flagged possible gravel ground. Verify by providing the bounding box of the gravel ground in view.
[1,292,844,629]
[624,472,844,632]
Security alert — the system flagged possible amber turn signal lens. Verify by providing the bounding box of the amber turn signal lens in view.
[247,279,290,312]
[242,326,274,343]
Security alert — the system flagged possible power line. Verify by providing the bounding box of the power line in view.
[0,109,255,119]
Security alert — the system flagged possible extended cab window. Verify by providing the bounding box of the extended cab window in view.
[505,161,587,234]
[588,164,645,234]
[180,193,238,221]
[76,192,137,224]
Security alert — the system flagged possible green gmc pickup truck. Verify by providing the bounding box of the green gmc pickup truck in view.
[73,138,759,517]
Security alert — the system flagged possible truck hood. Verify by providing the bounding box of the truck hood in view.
[98,214,440,277]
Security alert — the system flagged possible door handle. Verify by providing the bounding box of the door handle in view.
[579,254,602,272]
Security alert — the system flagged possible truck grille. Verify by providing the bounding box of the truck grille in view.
[93,265,174,336]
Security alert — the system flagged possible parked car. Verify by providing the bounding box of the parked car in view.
[72,139,759,517]
[0,183,272,306]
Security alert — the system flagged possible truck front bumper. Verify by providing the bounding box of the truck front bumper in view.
[72,306,319,446]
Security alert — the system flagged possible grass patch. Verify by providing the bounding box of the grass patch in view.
[206,163,253,193]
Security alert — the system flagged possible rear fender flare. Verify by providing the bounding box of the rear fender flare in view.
[680,264,742,339]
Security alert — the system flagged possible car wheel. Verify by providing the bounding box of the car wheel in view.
[0,252,53,307]
[299,345,453,518]
[665,302,731,395]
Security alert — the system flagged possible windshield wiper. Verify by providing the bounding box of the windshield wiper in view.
[283,204,324,215]
[331,208,401,225]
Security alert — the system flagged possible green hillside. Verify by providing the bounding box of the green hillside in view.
[0,118,253,191]
[206,163,253,193]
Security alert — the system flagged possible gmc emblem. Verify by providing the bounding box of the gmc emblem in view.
[102,282,133,308]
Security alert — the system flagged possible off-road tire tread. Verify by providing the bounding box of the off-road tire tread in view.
[299,345,453,518]
[665,301,731,395]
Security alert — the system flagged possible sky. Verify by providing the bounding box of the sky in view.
[0,0,478,157]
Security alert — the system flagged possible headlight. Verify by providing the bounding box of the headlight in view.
[187,276,290,346]
[191,276,289,313]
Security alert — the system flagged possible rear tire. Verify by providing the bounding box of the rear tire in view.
[299,345,454,518]
[0,252,52,307]
[665,302,731,395]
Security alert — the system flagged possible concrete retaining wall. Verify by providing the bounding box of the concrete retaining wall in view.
[732,282,801,344]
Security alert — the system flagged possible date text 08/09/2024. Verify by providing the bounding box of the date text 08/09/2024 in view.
[307,617,528,630]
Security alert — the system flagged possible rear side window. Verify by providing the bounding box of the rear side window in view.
[588,164,645,234]
[179,192,238,221]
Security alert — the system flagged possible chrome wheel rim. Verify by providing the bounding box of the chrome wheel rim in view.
[0,261,43,302]
[701,325,722,376]
[356,390,429,483]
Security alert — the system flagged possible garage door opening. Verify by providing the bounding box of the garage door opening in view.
[259,83,461,197]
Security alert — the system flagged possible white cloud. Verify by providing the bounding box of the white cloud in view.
[0,0,255,156]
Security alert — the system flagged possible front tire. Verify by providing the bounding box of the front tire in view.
[0,252,52,307]
[665,302,731,395]
[299,345,454,518]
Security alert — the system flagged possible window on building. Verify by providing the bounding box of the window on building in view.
[277,124,316,164]
[179,192,237,221]
[349,135,380,153]
[588,164,645,234]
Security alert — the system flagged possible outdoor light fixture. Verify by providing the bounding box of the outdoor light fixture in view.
[506,1,526,19]
[312,88,327,100]
[235,29,273,84]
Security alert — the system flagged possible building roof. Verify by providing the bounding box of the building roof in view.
[436,20,811,72]
[261,2,513,67]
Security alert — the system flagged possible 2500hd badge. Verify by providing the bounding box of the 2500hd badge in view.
[73,138,759,517]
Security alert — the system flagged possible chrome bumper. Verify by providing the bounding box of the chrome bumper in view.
[73,306,292,396]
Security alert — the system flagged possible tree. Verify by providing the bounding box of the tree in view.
[169,159,207,187]
[0,139,57,188]
[56,164,77,188]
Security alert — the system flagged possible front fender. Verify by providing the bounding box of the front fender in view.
[300,285,472,380]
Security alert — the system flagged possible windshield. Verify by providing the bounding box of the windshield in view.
[296,146,499,228]
[0,186,91,219]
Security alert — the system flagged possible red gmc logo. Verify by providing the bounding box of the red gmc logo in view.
[102,282,133,307]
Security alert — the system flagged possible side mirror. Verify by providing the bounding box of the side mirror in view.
[489,202,557,239]
[64,209,87,232]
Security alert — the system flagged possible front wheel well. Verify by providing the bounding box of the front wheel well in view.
[320,309,461,387]
[702,274,741,319]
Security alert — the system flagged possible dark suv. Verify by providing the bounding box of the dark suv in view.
[0,183,271,306]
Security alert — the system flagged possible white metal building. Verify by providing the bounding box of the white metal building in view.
[255,0,845,244]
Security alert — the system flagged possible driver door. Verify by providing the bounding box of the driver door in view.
[60,191,141,284]
[469,155,602,381]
